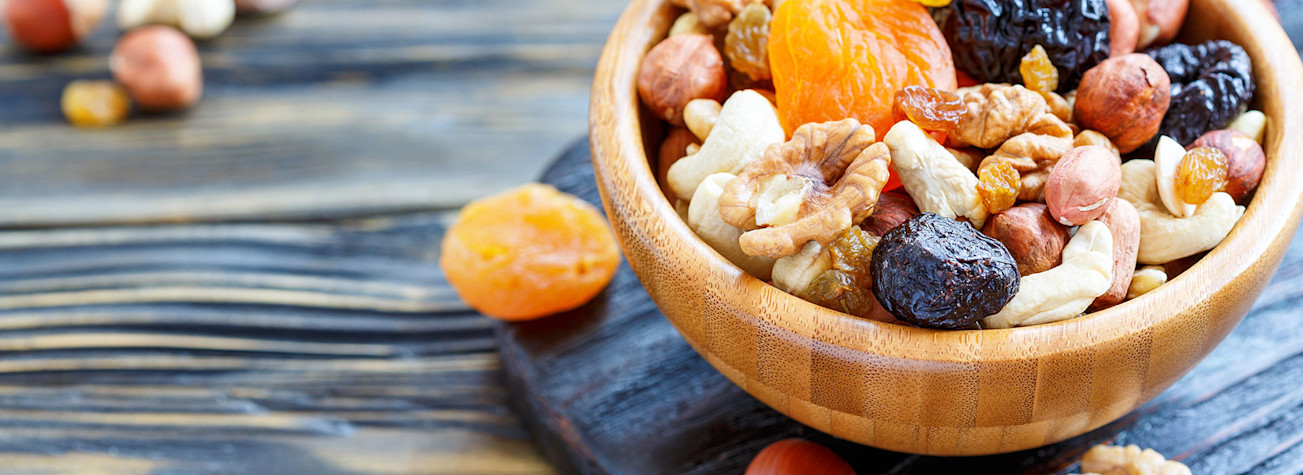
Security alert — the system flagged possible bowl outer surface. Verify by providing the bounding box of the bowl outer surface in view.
[589,0,1303,455]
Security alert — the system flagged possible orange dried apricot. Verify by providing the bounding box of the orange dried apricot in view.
[440,184,620,321]
[1175,147,1229,205]
[769,0,957,137]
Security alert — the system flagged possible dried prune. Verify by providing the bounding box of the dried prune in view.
[933,0,1110,92]
[1145,40,1255,148]
[871,213,1019,329]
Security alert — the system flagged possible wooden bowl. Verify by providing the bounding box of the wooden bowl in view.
[589,0,1303,456]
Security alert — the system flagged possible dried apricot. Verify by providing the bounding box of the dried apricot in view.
[769,0,957,137]
[1019,45,1059,93]
[977,161,1021,214]
[1175,147,1229,205]
[440,184,620,321]
[892,85,965,133]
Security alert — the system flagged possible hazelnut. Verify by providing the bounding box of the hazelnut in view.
[118,0,235,39]
[658,127,699,199]
[1045,145,1122,226]
[1191,129,1265,204]
[234,0,297,14]
[1089,198,1141,310]
[981,203,1070,276]
[1131,0,1189,49]
[745,439,854,475]
[1106,0,1140,56]
[1074,54,1172,153]
[859,191,919,237]
[111,26,203,111]
[3,0,108,54]
[637,34,727,125]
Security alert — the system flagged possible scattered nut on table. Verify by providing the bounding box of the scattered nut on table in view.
[1191,129,1264,204]
[1073,53,1171,153]
[688,173,777,280]
[637,33,728,126]
[1119,159,1244,265]
[885,121,989,228]
[3,0,109,53]
[718,118,892,258]
[111,26,204,111]
[981,203,1069,275]
[61,80,132,127]
[667,90,784,201]
[1090,198,1141,310]
[1045,145,1122,226]
[119,0,235,39]
[983,220,1114,329]
[1079,443,1192,475]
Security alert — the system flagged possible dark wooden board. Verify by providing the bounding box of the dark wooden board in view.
[497,137,1303,475]
[0,0,627,227]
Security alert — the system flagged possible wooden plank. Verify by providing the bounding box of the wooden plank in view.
[0,0,625,226]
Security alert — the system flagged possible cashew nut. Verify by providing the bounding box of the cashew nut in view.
[1153,135,1196,218]
[688,173,777,280]
[884,121,989,229]
[683,98,722,142]
[119,0,235,39]
[771,241,829,295]
[1119,159,1245,265]
[1228,110,1267,145]
[667,90,785,201]
[1127,265,1167,300]
[982,221,1114,329]
[668,11,709,37]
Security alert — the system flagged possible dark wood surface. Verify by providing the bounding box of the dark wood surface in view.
[0,0,1296,473]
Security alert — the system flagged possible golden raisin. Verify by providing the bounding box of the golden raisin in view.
[440,184,620,321]
[891,85,965,133]
[977,161,1021,214]
[798,227,880,318]
[61,80,131,127]
[908,0,952,6]
[1175,146,1229,205]
[725,3,772,81]
[1019,45,1059,94]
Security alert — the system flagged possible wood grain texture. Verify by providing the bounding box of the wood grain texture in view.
[0,0,625,227]
[588,0,1303,456]
[501,136,1303,475]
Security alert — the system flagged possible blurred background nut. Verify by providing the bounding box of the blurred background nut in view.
[636,33,727,126]
[3,0,109,53]
[119,0,235,39]
[1045,145,1121,226]
[1131,0,1190,49]
[233,0,298,15]
[111,26,203,111]
[981,203,1069,275]
[61,80,131,127]
[1191,129,1265,203]
[1074,54,1172,153]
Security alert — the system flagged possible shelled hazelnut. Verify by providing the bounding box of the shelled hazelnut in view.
[111,26,203,111]
[3,0,109,54]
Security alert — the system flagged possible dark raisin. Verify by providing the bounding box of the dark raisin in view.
[870,213,1020,329]
[932,0,1111,92]
[1144,40,1255,148]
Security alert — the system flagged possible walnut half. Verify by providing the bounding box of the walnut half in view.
[717,119,892,259]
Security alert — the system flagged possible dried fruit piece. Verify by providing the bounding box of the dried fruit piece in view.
[798,227,880,318]
[871,213,1020,329]
[976,160,1020,214]
[725,3,772,81]
[440,184,620,321]
[769,0,956,136]
[1174,146,1229,205]
[1144,40,1254,149]
[935,0,1111,92]
[61,80,131,127]
[1191,129,1264,203]
[892,85,965,133]
[1019,45,1060,93]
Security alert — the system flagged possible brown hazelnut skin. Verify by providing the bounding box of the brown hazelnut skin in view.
[1074,54,1171,154]
[1191,129,1265,204]
[658,127,699,200]
[859,192,920,237]
[110,26,203,111]
[1089,198,1141,311]
[637,33,727,126]
[981,203,1070,276]
[1106,0,1140,56]
[4,0,108,54]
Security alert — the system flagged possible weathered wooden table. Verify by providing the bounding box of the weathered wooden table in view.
[0,0,1299,473]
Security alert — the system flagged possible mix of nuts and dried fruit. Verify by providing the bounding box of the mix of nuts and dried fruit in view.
[646,0,1266,329]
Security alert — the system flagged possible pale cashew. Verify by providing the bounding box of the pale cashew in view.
[982,221,1114,329]
[1127,265,1167,300]
[683,98,721,142]
[1118,160,1245,265]
[884,121,988,228]
[668,12,709,36]
[119,0,235,39]
[1228,110,1267,145]
[667,90,785,201]
[771,241,829,295]
[688,173,777,280]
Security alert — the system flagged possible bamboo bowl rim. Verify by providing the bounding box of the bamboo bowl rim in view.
[589,0,1303,365]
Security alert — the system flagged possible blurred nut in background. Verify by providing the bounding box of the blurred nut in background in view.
[3,0,109,53]
[119,0,235,39]
[61,80,131,127]
[111,26,203,111]
[234,0,298,15]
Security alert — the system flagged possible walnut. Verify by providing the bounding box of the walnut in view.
[979,133,1073,201]
[950,84,1074,149]
[1075,129,1122,157]
[718,119,892,259]
[946,146,984,172]
[1080,444,1192,475]
[686,0,744,28]
[1042,90,1073,123]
